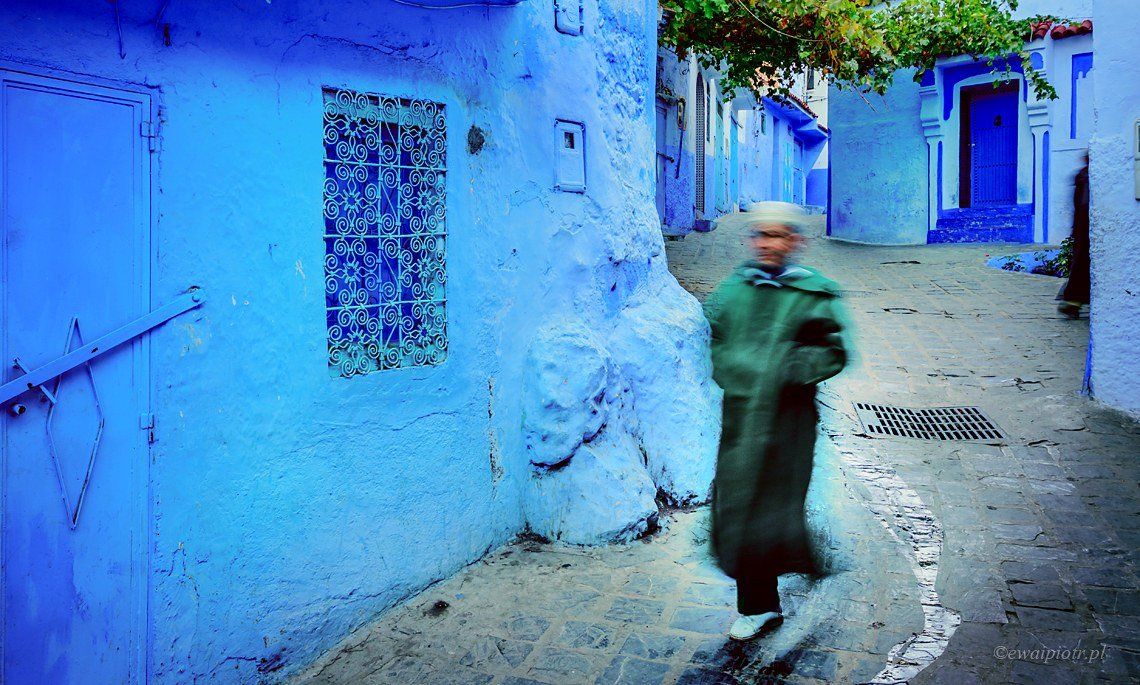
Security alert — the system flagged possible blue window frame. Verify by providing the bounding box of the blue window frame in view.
[322,87,447,376]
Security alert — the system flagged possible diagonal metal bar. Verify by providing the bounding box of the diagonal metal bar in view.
[11,357,58,405]
[45,319,105,529]
[0,289,205,406]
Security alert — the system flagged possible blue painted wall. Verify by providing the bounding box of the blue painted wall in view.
[0,1,720,682]
[806,168,828,209]
[656,50,698,231]
[830,25,1097,246]
[739,105,777,209]
[829,73,930,244]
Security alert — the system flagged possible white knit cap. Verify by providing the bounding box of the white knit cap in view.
[742,201,808,231]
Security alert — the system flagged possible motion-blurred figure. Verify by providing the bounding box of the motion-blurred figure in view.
[1058,153,1090,318]
[703,202,848,641]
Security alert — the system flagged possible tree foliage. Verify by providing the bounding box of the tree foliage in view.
[660,0,1058,100]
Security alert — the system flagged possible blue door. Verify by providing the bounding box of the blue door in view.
[968,86,1018,206]
[1,71,151,684]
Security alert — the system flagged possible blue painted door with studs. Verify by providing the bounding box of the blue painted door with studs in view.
[1,71,151,684]
[969,87,1019,206]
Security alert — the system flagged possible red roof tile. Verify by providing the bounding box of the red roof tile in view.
[1030,19,1093,41]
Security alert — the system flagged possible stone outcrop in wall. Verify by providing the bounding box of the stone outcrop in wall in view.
[521,279,719,544]
[517,4,719,544]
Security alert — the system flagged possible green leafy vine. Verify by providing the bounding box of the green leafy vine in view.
[660,0,1059,101]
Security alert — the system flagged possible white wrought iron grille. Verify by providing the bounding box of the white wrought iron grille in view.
[694,77,707,214]
[322,88,447,376]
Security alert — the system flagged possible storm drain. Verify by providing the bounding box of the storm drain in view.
[854,403,1006,442]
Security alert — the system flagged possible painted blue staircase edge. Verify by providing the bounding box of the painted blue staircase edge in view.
[930,204,1033,244]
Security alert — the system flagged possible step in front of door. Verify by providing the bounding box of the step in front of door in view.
[930,205,1033,243]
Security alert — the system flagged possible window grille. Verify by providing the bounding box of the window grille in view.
[322,87,447,376]
[695,75,707,214]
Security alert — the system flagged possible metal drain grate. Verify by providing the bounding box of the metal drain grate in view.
[854,403,1006,442]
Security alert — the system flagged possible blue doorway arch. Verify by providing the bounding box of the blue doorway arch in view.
[960,83,1019,207]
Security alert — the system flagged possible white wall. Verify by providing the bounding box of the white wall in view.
[1089,0,1140,417]
[1048,34,1095,242]
[1018,0,1093,16]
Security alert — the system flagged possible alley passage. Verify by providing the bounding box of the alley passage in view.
[298,218,1140,685]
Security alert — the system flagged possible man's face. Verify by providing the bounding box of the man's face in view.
[749,223,802,269]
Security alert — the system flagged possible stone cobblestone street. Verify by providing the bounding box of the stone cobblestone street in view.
[296,216,1140,685]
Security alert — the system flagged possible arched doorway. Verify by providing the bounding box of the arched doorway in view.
[959,82,1019,208]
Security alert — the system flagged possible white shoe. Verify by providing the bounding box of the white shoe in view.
[728,611,782,641]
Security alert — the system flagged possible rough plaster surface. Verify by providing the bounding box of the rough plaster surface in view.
[1018,0,1093,15]
[520,12,720,542]
[1089,0,1140,417]
[0,0,717,681]
[737,104,777,207]
[829,74,930,244]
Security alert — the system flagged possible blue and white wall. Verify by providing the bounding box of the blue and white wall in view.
[1089,0,1140,417]
[761,95,828,207]
[0,1,720,682]
[655,53,828,233]
[1050,34,1096,234]
[806,70,830,212]
[737,103,778,209]
[830,1,1095,245]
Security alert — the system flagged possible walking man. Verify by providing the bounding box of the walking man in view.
[1058,153,1090,318]
[703,202,848,641]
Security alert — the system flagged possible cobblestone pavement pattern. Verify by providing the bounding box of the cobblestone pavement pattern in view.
[296,216,1139,684]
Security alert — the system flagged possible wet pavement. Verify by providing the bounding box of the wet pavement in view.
[295,216,1139,684]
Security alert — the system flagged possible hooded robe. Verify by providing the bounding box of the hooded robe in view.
[703,261,848,579]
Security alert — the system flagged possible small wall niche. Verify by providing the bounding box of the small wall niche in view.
[554,0,583,35]
[554,119,586,193]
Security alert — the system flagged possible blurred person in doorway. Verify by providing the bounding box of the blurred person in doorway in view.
[1058,152,1090,319]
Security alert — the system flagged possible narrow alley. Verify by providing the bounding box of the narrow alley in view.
[3,3,1137,684]
[297,217,1140,685]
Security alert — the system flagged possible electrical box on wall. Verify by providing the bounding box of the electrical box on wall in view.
[1134,118,1140,200]
[554,0,583,35]
[555,120,585,193]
